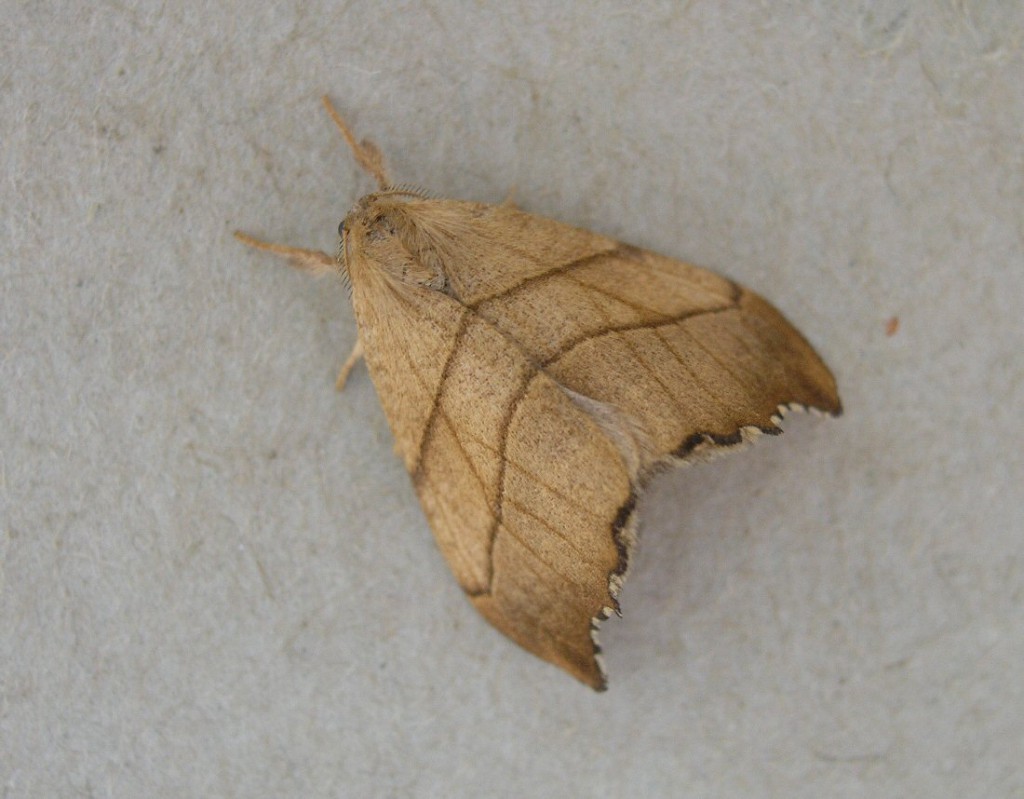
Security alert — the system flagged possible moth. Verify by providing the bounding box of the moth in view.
[237,97,841,690]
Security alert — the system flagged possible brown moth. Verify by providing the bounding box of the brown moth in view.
[236,97,841,690]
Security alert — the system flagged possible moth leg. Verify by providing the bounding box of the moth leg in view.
[321,95,391,190]
[501,184,518,208]
[233,231,336,276]
[335,337,364,391]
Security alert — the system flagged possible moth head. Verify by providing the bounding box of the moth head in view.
[337,188,448,293]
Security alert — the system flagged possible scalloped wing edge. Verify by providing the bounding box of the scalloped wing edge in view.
[586,401,838,690]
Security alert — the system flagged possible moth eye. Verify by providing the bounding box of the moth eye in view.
[338,220,346,237]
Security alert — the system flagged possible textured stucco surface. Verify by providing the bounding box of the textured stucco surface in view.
[2,2,1023,796]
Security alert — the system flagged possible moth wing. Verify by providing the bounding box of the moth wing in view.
[353,274,633,690]
[356,199,840,689]
[431,201,841,468]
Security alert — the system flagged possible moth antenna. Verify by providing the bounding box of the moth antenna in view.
[379,183,433,200]
[234,231,336,276]
[321,95,390,189]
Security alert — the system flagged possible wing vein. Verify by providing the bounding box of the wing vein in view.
[411,309,471,472]
[571,278,690,418]
[481,370,539,590]
[541,302,737,367]
[652,326,733,414]
[503,496,608,571]
[470,244,626,307]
